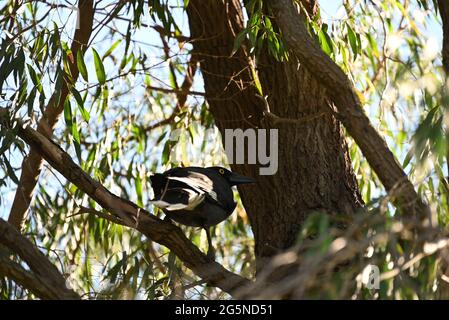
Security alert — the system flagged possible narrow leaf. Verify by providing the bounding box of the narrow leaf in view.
[76,50,88,82]
[26,64,43,93]
[103,40,121,60]
[71,119,82,163]
[71,87,90,122]
[346,23,358,60]
[64,97,73,128]
[92,48,106,84]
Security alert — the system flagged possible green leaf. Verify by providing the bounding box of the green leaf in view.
[92,48,106,84]
[231,30,247,56]
[17,78,28,108]
[156,131,168,144]
[26,64,43,93]
[366,33,379,58]
[32,32,44,57]
[53,68,64,107]
[76,50,88,82]
[318,30,332,56]
[27,87,37,116]
[144,74,151,86]
[119,22,132,71]
[103,39,121,60]
[71,119,82,163]
[50,22,61,59]
[100,85,109,116]
[162,140,172,164]
[188,124,196,142]
[168,68,177,89]
[135,174,143,207]
[2,155,19,184]
[402,149,413,168]
[64,97,82,163]
[0,54,12,89]
[71,87,90,122]
[14,49,25,78]
[346,23,358,60]
[64,97,73,128]
[0,125,19,157]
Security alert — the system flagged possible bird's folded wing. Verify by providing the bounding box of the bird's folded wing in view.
[151,170,224,211]
[167,171,219,202]
[150,188,205,211]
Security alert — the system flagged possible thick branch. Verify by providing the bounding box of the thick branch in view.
[267,0,429,218]
[0,255,67,300]
[436,1,449,297]
[8,0,95,229]
[438,0,449,74]
[0,219,80,299]
[1,116,250,295]
[437,0,449,188]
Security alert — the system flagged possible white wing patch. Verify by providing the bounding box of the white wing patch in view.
[149,200,172,209]
[150,188,205,211]
[151,171,218,212]
[209,190,218,201]
[168,172,213,193]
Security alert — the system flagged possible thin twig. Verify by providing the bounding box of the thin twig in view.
[255,94,327,125]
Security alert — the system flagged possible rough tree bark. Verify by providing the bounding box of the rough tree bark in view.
[0,219,80,299]
[438,0,449,204]
[437,0,449,298]
[187,0,363,270]
[267,0,428,218]
[438,0,449,74]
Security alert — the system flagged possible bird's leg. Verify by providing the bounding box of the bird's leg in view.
[205,227,215,260]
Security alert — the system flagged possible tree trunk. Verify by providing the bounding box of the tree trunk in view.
[187,0,363,271]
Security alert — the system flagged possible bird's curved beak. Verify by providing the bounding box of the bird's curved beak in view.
[228,172,256,185]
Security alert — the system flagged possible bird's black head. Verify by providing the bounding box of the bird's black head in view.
[208,166,255,186]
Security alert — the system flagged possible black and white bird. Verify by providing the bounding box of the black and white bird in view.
[149,166,255,259]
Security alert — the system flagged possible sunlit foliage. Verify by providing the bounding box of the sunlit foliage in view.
[0,0,448,299]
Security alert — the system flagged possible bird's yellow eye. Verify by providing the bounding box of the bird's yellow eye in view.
[219,169,225,174]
